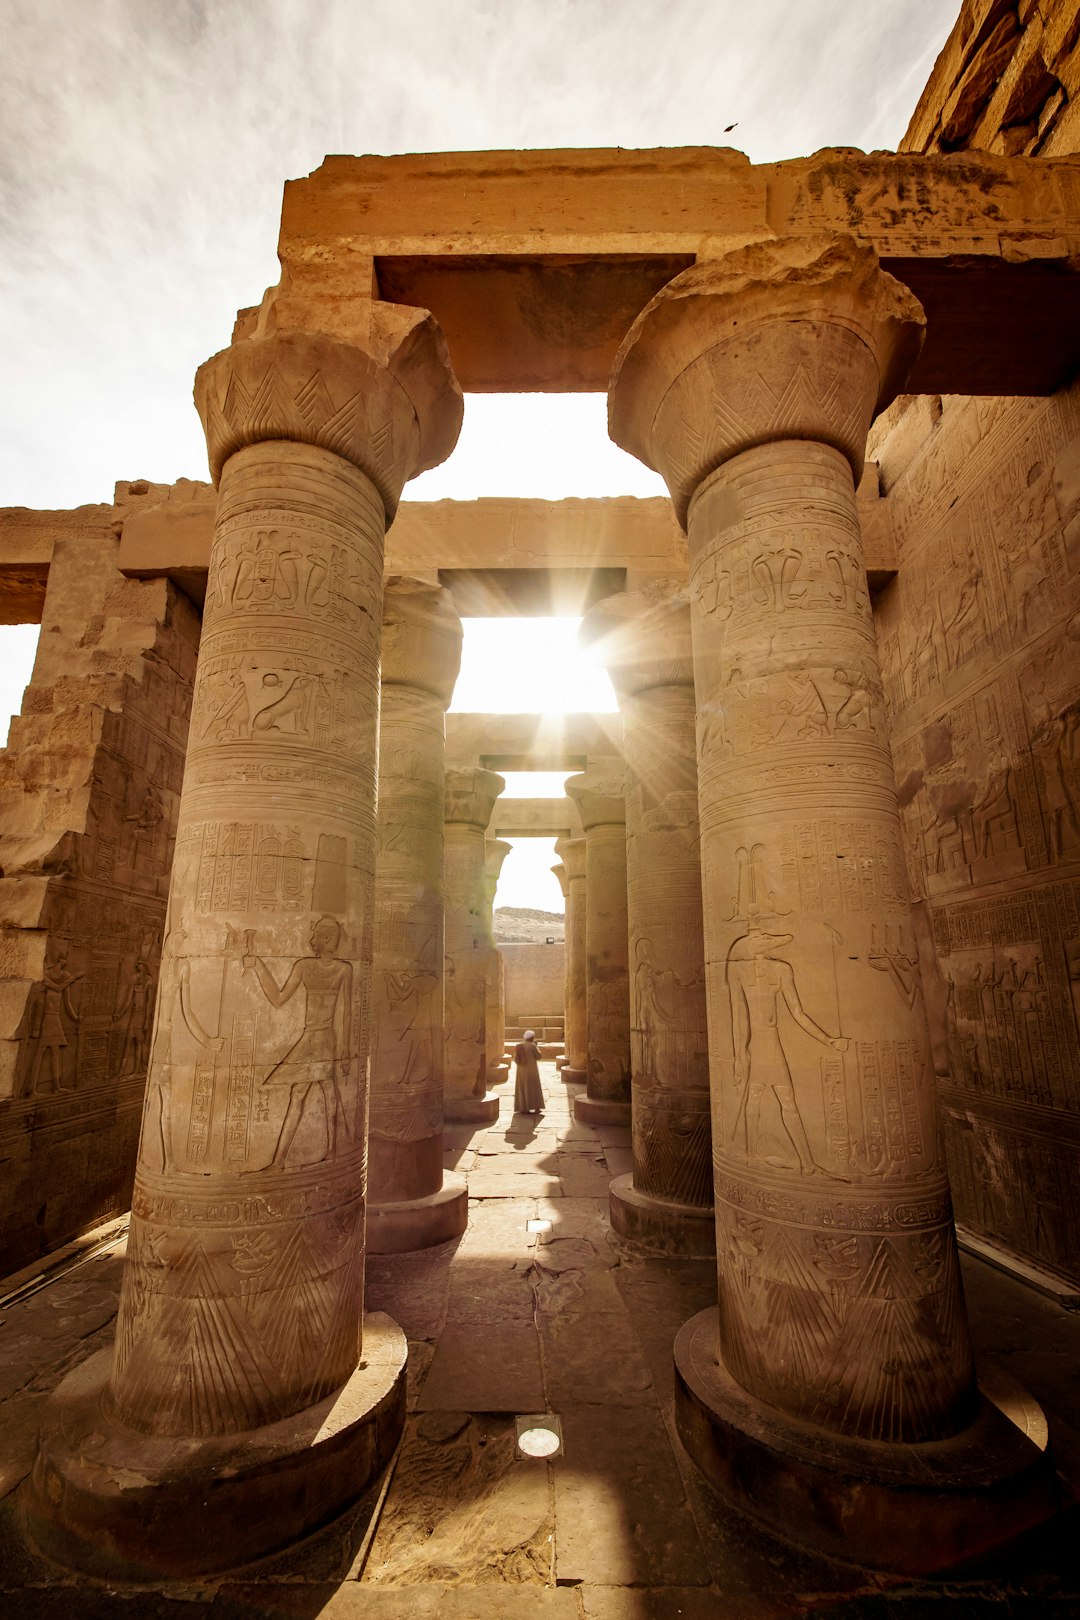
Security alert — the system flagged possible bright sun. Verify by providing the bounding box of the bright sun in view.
[449,617,618,715]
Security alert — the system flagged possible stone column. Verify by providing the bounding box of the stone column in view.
[483,837,512,1085]
[367,576,468,1255]
[444,768,504,1124]
[582,586,713,1255]
[30,315,463,1579]
[608,236,1053,1571]
[554,834,587,1082]
[549,859,569,1069]
[565,771,631,1127]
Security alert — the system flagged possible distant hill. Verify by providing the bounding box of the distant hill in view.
[494,906,565,944]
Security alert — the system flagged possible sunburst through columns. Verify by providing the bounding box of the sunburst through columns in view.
[28,316,463,1578]
[582,585,714,1256]
[608,236,1056,1573]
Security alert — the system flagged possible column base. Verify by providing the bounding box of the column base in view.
[487,1063,510,1087]
[24,1312,408,1582]
[445,1094,500,1125]
[673,1307,1059,1576]
[609,1173,716,1257]
[367,1172,469,1254]
[574,1094,631,1127]
[559,1065,586,1084]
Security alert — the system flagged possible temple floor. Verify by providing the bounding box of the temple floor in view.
[1,1062,1079,1617]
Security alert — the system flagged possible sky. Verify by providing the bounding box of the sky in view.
[0,0,960,902]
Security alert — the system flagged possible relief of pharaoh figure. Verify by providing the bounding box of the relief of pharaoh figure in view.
[244,914,354,1168]
[20,946,83,1095]
[144,927,224,1172]
[727,927,849,1176]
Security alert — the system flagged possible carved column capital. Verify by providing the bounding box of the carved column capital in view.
[580,580,694,699]
[609,235,924,525]
[484,837,513,886]
[194,308,463,515]
[381,575,463,706]
[444,768,504,830]
[550,861,568,901]
[565,770,626,831]
[554,834,586,883]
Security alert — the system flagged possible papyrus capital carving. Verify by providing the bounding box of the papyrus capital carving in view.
[581,580,695,700]
[195,310,463,515]
[565,769,626,831]
[381,575,463,706]
[444,767,504,830]
[609,235,925,524]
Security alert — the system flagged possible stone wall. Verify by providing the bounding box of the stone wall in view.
[904,0,1080,159]
[865,0,1080,1286]
[0,493,199,1273]
[871,385,1080,1286]
[502,942,565,1025]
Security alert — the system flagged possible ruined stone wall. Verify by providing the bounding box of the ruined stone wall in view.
[864,0,1080,1286]
[503,943,565,1025]
[0,493,199,1273]
[903,0,1080,159]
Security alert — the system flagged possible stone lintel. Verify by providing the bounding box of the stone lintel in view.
[446,710,624,773]
[489,799,581,839]
[93,486,896,602]
[0,506,113,625]
[268,146,1080,393]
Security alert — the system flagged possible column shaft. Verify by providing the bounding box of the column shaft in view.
[566,775,631,1127]
[555,836,588,1081]
[583,588,713,1251]
[444,769,504,1125]
[367,577,467,1251]
[112,440,381,1434]
[483,838,512,1084]
[29,312,464,1579]
[605,238,1052,1571]
[691,439,971,1433]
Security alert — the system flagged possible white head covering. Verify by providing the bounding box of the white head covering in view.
[523,1029,536,1041]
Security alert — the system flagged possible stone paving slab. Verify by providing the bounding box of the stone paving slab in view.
[365,1244,454,1341]
[466,1169,563,1198]
[416,1321,545,1412]
[365,1413,553,1586]
[445,1254,538,1324]
[554,1402,710,1587]
[217,1586,582,1617]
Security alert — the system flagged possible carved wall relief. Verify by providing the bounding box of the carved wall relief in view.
[874,381,1080,1284]
[0,510,199,1276]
